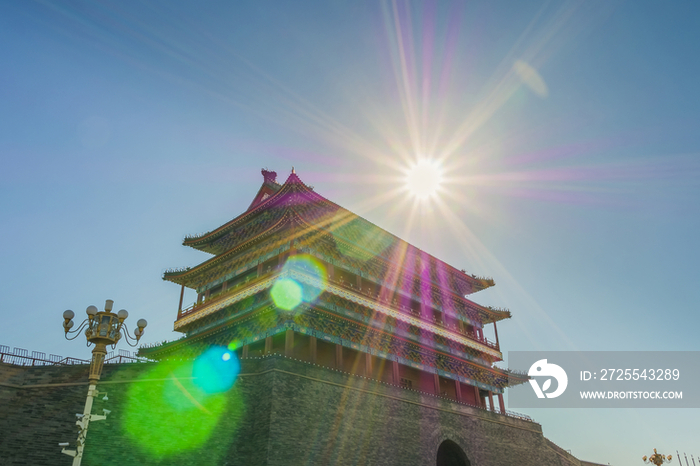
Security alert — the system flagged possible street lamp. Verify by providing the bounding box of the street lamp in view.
[643,449,673,465]
[59,299,147,466]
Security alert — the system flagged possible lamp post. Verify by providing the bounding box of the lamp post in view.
[59,299,147,466]
[643,449,673,465]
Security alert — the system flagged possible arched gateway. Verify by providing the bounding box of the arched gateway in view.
[436,440,471,466]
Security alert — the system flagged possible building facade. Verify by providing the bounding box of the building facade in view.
[144,169,524,412]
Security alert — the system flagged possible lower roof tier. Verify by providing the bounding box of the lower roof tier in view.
[173,265,502,359]
[167,244,511,326]
[140,306,527,393]
[167,212,496,300]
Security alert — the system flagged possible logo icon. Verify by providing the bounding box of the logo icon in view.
[528,359,568,399]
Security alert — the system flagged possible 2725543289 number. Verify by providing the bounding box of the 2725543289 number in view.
[597,369,680,381]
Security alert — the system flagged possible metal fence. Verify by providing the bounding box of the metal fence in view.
[0,344,150,367]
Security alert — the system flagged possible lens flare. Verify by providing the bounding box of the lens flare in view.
[513,60,548,98]
[272,255,328,310]
[330,211,393,261]
[193,347,241,394]
[121,358,244,461]
[290,255,327,301]
[271,278,303,310]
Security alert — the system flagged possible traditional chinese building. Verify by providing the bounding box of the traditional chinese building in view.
[141,168,524,412]
[0,168,586,466]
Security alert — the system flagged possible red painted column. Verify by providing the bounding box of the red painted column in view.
[365,353,373,377]
[498,393,506,413]
[310,336,317,364]
[493,320,500,349]
[392,360,400,384]
[264,336,273,354]
[488,391,495,411]
[455,380,463,402]
[434,373,441,395]
[178,284,185,314]
[473,386,481,407]
[335,344,343,369]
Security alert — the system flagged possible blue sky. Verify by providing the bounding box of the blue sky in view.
[1,1,699,462]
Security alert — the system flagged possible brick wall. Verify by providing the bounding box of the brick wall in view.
[0,356,581,466]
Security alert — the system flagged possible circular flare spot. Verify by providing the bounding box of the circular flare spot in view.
[271,278,303,310]
[193,347,240,394]
[272,255,328,310]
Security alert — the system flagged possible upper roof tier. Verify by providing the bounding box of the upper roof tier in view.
[179,168,495,295]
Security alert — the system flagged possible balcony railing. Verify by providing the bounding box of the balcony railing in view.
[175,267,499,352]
[327,276,499,351]
[177,265,283,320]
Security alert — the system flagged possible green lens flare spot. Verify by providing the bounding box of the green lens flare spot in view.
[271,278,303,310]
[121,360,229,459]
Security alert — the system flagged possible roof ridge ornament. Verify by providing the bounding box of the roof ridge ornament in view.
[284,166,303,185]
[261,168,277,184]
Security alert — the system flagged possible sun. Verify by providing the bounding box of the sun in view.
[405,159,444,200]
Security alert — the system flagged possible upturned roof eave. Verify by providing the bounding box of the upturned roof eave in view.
[177,170,494,293]
[181,176,301,251]
[163,211,296,287]
[477,306,512,322]
[486,312,512,323]
[164,209,502,324]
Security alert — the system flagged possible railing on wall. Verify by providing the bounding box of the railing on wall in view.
[0,345,150,367]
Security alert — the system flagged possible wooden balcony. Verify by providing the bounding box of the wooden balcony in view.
[327,276,499,351]
[176,265,499,354]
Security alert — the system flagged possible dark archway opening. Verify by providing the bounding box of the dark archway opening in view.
[436,440,470,466]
